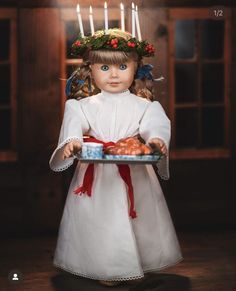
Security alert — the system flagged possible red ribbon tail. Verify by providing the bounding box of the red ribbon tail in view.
[74,164,94,197]
[118,164,137,219]
[74,186,84,195]
[129,209,137,219]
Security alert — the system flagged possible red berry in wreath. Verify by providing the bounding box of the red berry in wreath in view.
[74,40,81,46]
[111,38,118,45]
[127,41,135,48]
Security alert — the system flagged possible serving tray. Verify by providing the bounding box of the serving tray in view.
[77,154,162,164]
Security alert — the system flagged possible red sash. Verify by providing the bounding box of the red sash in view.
[74,137,137,219]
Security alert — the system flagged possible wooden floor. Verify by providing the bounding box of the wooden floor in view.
[0,230,236,291]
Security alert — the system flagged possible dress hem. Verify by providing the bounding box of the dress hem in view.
[143,256,183,273]
[53,256,183,282]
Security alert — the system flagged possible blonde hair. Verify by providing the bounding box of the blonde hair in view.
[67,29,154,101]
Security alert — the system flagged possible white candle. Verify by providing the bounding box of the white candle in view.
[76,4,84,37]
[104,2,109,34]
[131,2,135,37]
[89,5,95,35]
[120,3,125,31]
[135,5,142,41]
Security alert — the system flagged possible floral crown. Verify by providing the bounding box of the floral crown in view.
[71,30,155,59]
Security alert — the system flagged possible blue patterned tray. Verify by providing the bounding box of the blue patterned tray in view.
[78,154,162,164]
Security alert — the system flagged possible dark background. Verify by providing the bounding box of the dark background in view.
[0,0,235,239]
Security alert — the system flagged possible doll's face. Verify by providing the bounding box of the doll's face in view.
[91,61,136,93]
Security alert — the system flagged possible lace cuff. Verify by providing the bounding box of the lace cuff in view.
[49,136,81,172]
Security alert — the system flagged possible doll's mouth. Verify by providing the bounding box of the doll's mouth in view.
[108,82,121,86]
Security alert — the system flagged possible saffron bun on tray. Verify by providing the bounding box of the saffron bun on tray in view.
[104,137,152,155]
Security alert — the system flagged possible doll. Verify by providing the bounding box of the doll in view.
[49,28,182,286]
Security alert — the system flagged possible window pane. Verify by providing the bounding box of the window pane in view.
[0,109,11,149]
[175,20,195,59]
[202,107,224,147]
[0,64,11,105]
[0,19,10,61]
[175,63,198,103]
[175,108,198,148]
[201,20,224,59]
[202,64,224,103]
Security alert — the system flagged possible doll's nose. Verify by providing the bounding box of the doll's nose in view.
[110,67,118,77]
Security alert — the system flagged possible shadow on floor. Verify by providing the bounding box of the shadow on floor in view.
[51,272,191,291]
[129,273,191,291]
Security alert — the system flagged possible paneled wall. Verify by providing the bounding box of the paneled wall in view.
[0,8,64,236]
[19,8,63,235]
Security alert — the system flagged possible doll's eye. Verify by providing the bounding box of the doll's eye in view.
[101,65,109,71]
[119,64,127,70]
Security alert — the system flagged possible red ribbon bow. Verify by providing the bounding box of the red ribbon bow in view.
[74,137,137,219]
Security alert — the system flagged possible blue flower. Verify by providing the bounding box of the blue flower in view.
[65,76,85,96]
[135,64,154,81]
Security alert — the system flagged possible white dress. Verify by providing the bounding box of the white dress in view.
[49,90,182,281]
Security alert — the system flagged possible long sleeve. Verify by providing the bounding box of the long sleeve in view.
[49,99,90,172]
[139,101,171,180]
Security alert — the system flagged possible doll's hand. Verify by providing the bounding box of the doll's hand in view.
[62,140,82,160]
[148,138,167,155]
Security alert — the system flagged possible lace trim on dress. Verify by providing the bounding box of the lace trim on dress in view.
[53,262,144,281]
[49,136,81,172]
[53,256,183,281]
